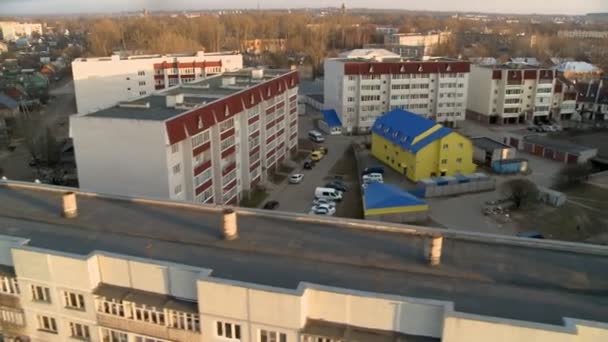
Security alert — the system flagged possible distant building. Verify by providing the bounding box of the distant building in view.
[558,30,608,39]
[555,61,602,81]
[371,109,476,181]
[72,51,243,114]
[374,26,399,35]
[362,43,425,58]
[552,77,578,121]
[574,79,608,121]
[467,63,556,124]
[0,21,42,42]
[324,49,470,133]
[384,31,451,55]
[71,68,299,205]
[241,38,286,55]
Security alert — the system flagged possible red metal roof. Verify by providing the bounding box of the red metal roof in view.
[343,61,470,75]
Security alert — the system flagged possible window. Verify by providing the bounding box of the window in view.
[259,329,287,342]
[37,315,57,333]
[347,75,356,81]
[347,97,355,103]
[100,328,128,342]
[98,297,125,317]
[442,144,449,149]
[139,91,147,96]
[391,84,410,90]
[69,322,90,340]
[221,136,236,151]
[170,310,200,331]
[31,285,51,303]
[191,130,210,148]
[505,89,522,95]
[139,81,146,86]
[250,150,261,163]
[504,98,521,104]
[134,303,165,325]
[134,336,165,342]
[172,163,181,175]
[171,144,179,154]
[459,143,464,148]
[223,169,237,186]
[248,107,260,119]
[249,134,260,148]
[63,291,85,310]
[0,276,19,295]
[195,168,213,187]
[456,158,462,163]
[194,150,211,167]
[360,84,381,91]
[346,107,355,113]
[138,71,145,76]
[219,118,235,132]
[197,187,214,203]
[174,184,182,195]
[0,307,24,325]
[216,321,241,340]
[360,95,381,102]
[441,159,448,164]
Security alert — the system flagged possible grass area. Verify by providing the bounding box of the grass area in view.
[512,184,608,242]
[239,188,269,208]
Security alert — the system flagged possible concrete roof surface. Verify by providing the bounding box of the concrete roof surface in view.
[0,183,607,326]
[471,137,511,152]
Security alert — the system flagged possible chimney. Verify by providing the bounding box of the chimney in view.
[222,209,238,240]
[427,235,443,266]
[62,192,78,218]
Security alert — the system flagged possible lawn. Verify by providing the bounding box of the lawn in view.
[239,188,270,208]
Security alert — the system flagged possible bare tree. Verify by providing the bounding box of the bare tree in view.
[554,163,592,189]
[501,179,539,210]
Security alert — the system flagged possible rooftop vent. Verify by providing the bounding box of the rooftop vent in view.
[62,192,78,218]
[166,94,184,108]
[118,102,150,109]
[222,209,238,240]
[222,77,237,86]
[251,68,264,79]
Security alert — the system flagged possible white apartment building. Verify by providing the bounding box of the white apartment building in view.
[72,51,243,114]
[324,50,470,133]
[70,68,299,205]
[0,21,43,42]
[557,30,608,39]
[0,182,608,342]
[552,77,578,121]
[467,64,556,125]
[383,32,451,55]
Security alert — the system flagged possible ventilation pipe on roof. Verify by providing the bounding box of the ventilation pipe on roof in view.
[427,235,443,266]
[251,68,264,79]
[222,209,238,240]
[62,192,78,218]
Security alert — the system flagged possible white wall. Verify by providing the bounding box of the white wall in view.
[323,59,345,126]
[71,116,170,199]
[467,65,493,115]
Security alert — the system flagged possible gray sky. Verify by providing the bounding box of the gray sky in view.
[0,0,606,15]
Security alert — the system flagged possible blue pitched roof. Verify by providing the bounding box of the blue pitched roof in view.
[322,109,342,128]
[0,93,18,110]
[371,109,452,153]
[364,182,426,209]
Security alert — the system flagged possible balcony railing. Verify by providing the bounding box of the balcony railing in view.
[0,305,26,334]
[97,312,200,342]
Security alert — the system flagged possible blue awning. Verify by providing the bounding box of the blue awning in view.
[322,109,342,128]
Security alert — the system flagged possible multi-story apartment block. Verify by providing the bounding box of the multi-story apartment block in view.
[383,32,451,55]
[72,51,243,114]
[557,30,608,39]
[467,63,556,124]
[71,68,299,205]
[552,77,578,121]
[574,78,608,121]
[324,50,470,133]
[0,21,43,42]
[0,182,608,342]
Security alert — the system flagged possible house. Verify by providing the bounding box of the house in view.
[371,109,476,181]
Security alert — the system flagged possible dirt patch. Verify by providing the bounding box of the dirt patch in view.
[239,187,269,208]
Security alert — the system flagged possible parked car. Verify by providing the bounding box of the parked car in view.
[313,198,336,207]
[262,201,279,210]
[308,130,325,143]
[303,160,314,170]
[310,151,324,161]
[315,146,328,154]
[362,166,385,175]
[527,125,542,132]
[362,173,384,183]
[314,187,343,201]
[310,205,336,216]
[289,173,304,184]
[325,181,348,192]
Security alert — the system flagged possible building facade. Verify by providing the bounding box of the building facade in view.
[324,50,470,133]
[72,51,243,114]
[557,30,608,39]
[240,39,287,55]
[552,77,578,121]
[573,79,608,121]
[71,68,299,205]
[371,109,476,181]
[0,21,42,42]
[1,182,608,342]
[467,64,556,124]
[383,32,451,55]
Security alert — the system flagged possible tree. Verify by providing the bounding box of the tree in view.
[554,163,592,189]
[501,179,539,209]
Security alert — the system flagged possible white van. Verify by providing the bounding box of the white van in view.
[308,130,325,143]
[314,187,342,201]
[362,173,383,184]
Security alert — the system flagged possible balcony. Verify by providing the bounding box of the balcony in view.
[97,312,199,342]
[0,305,26,334]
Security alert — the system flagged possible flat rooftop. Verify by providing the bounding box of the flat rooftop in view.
[0,182,607,326]
[524,135,596,154]
[75,50,240,63]
[471,137,511,151]
[85,68,290,121]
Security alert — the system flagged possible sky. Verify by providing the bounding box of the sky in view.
[0,0,606,15]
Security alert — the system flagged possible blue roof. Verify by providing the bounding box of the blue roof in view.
[364,182,426,209]
[371,109,452,153]
[322,109,342,128]
[0,93,18,110]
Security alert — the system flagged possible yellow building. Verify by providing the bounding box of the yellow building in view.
[371,109,476,181]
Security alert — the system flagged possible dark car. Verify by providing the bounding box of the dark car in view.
[262,201,279,210]
[516,230,545,239]
[362,166,385,175]
[303,160,314,170]
[325,180,348,192]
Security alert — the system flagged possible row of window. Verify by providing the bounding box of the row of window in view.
[37,314,90,339]
[437,102,462,108]
[390,94,429,101]
[31,284,86,310]
[439,83,465,89]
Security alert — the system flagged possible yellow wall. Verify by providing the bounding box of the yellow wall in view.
[371,132,476,181]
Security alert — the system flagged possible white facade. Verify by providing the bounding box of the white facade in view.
[0,21,42,41]
[557,30,608,39]
[1,233,608,342]
[71,69,299,206]
[383,32,451,55]
[324,53,470,133]
[467,64,556,124]
[72,51,243,114]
